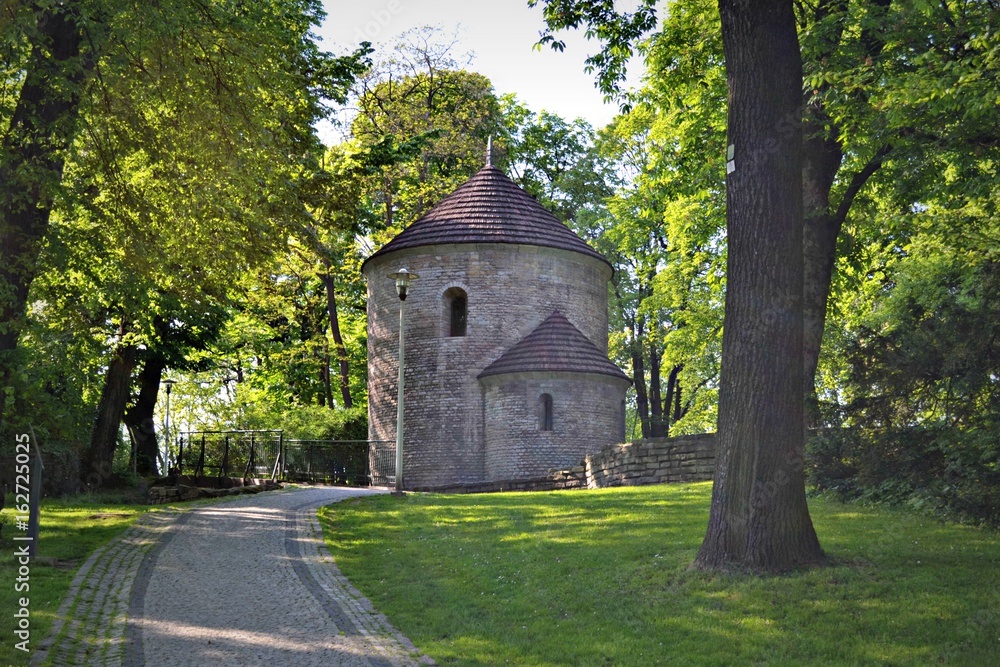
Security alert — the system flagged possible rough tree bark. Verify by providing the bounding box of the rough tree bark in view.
[648,342,666,437]
[123,357,166,476]
[695,0,824,573]
[0,3,90,431]
[320,265,353,408]
[800,0,891,426]
[86,341,139,485]
[630,318,650,438]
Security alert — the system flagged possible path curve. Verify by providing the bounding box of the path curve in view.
[34,487,433,667]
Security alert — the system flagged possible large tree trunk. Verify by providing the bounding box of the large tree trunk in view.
[801,123,843,428]
[0,4,89,432]
[320,267,353,408]
[695,0,824,573]
[123,357,166,476]
[85,342,139,486]
[630,327,650,439]
[800,0,891,427]
[648,342,666,437]
[665,364,683,433]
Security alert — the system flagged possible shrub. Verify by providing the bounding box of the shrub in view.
[807,424,1000,526]
[278,404,368,441]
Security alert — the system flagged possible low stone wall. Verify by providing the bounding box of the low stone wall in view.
[582,433,716,488]
[409,468,588,494]
[147,479,282,504]
[410,433,716,493]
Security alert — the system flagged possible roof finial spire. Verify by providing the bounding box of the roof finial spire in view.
[486,135,493,167]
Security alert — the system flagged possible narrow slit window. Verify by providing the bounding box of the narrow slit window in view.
[443,287,468,337]
[450,293,467,336]
[540,393,554,431]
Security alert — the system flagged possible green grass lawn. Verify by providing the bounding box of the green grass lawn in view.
[318,483,1000,666]
[0,494,151,667]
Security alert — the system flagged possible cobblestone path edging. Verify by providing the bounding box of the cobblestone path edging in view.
[32,488,434,667]
[287,500,431,666]
[30,511,185,667]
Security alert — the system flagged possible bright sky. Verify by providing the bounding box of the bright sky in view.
[317,0,646,142]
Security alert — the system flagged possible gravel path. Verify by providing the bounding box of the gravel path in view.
[34,487,434,667]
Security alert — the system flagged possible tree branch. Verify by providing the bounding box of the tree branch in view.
[832,144,891,227]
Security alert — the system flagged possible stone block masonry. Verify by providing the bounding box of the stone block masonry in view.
[363,163,629,490]
[410,433,717,493]
[366,242,615,488]
[581,433,716,488]
[481,373,627,482]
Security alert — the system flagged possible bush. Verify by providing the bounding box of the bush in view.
[807,424,1000,526]
[811,250,1000,526]
[278,405,368,441]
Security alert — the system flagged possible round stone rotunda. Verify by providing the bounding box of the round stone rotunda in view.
[362,159,631,489]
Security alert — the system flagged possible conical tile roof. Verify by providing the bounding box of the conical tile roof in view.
[363,165,610,268]
[477,310,630,382]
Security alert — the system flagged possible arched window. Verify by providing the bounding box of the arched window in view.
[443,287,467,337]
[540,393,554,431]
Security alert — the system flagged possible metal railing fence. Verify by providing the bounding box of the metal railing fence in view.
[368,441,396,487]
[176,430,283,480]
[282,440,376,485]
[173,431,396,486]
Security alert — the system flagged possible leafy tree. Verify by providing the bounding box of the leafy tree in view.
[596,38,727,438]
[534,0,824,571]
[497,87,724,441]
[495,96,717,438]
[692,0,823,572]
[170,143,381,440]
[844,243,998,433]
[534,0,999,570]
[2,0,367,483]
[811,230,1000,525]
[533,0,1000,427]
[808,99,1000,523]
[498,96,611,222]
[350,27,501,241]
[122,305,228,475]
[1,1,91,432]
[295,143,383,410]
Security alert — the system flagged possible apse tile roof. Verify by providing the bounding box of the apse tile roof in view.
[363,164,610,268]
[477,310,631,382]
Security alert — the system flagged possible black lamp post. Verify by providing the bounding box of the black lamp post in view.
[162,379,175,474]
[388,268,418,493]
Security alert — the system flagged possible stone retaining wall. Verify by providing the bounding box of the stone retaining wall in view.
[411,432,717,493]
[583,433,716,488]
[147,479,282,504]
[410,471,585,494]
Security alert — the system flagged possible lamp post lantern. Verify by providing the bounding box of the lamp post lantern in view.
[162,379,176,475]
[388,268,418,493]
